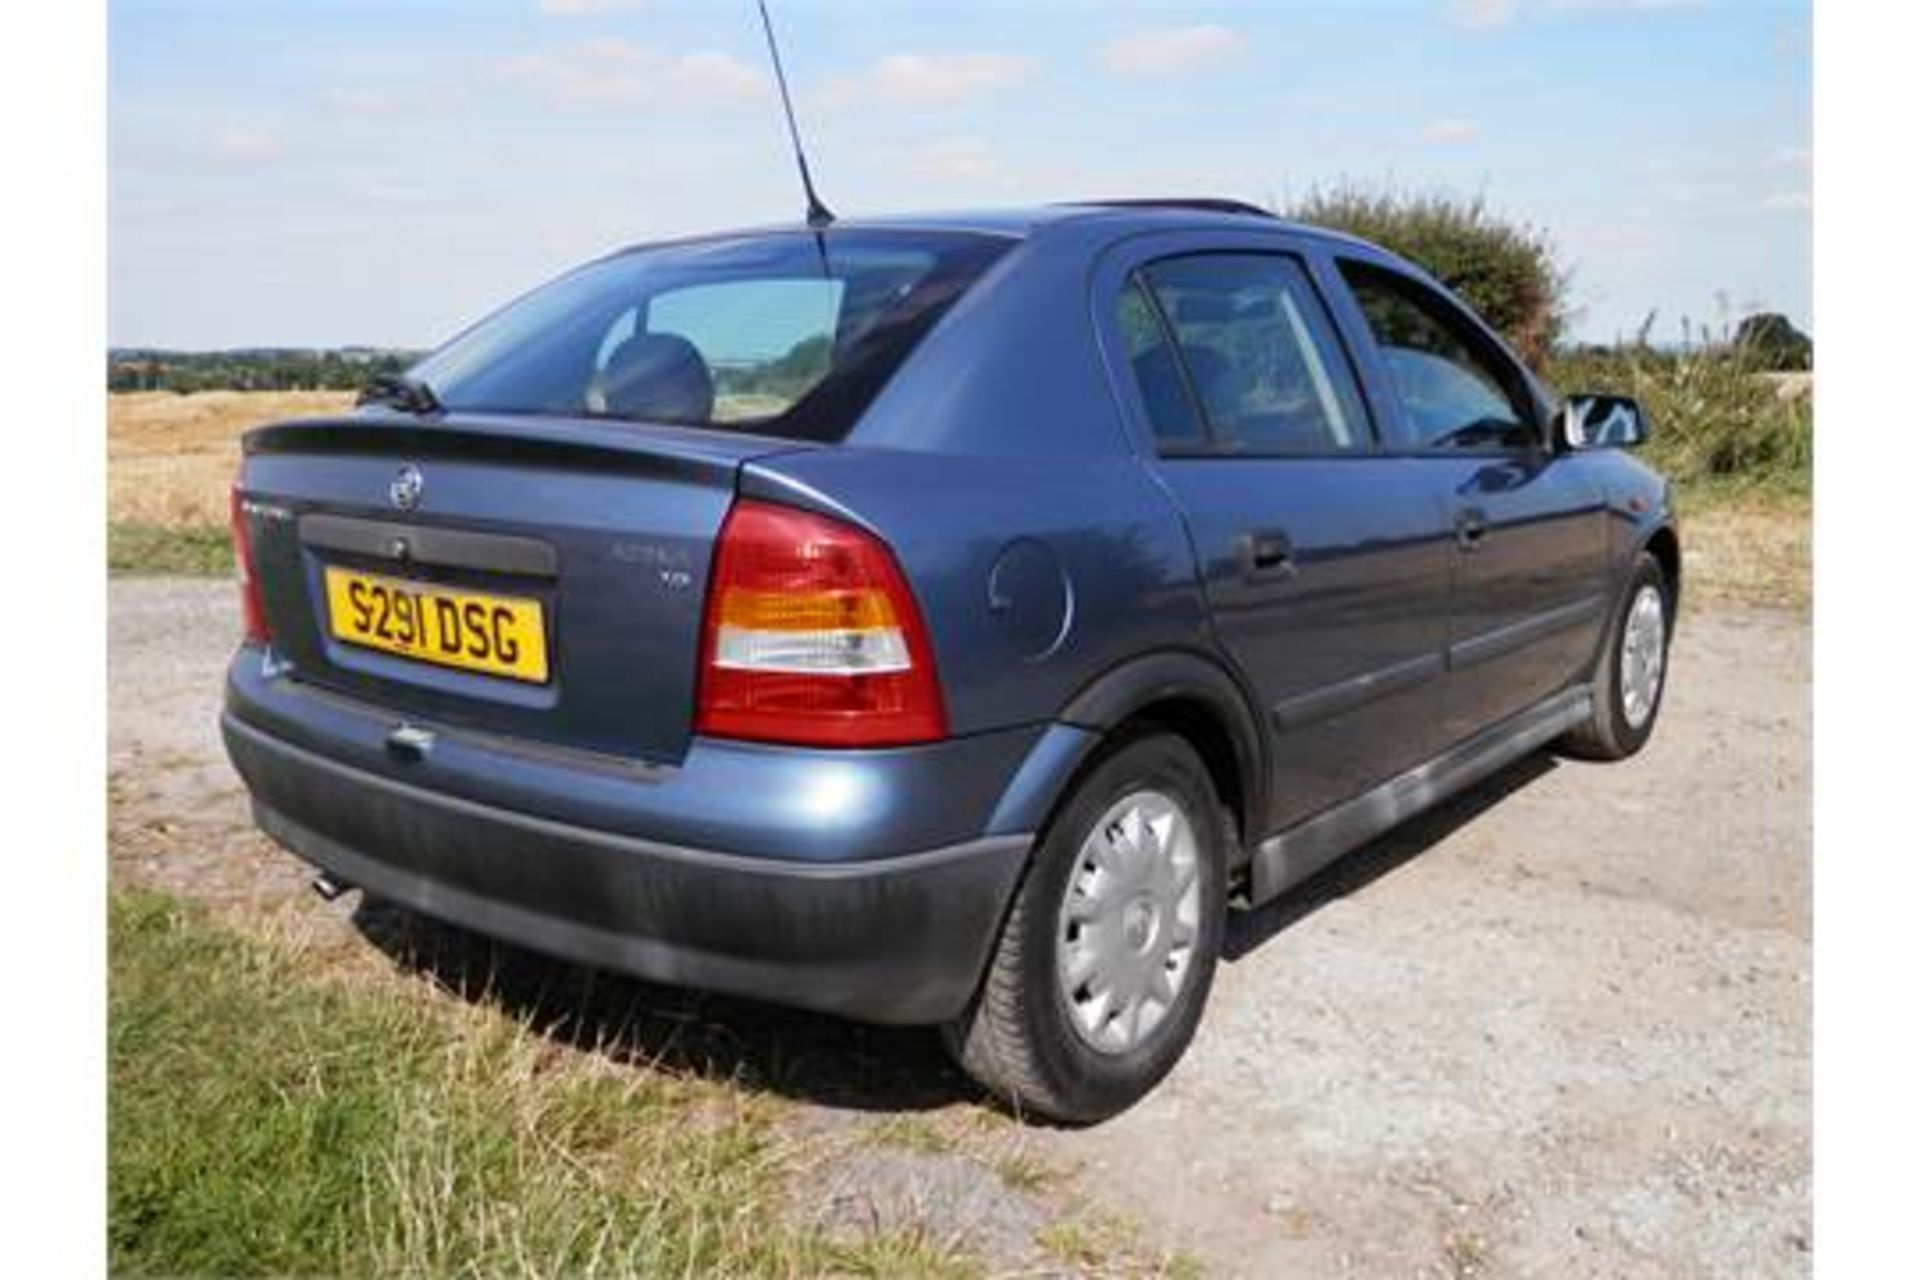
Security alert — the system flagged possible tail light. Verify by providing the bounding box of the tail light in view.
[229,481,271,644]
[695,499,946,748]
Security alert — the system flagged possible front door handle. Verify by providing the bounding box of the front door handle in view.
[1455,508,1489,552]
[1238,528,1296,581]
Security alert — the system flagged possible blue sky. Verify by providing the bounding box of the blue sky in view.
[108,0,1811,350]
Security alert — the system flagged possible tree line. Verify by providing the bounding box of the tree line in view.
[108,348,422,394]
[1286,186,1811,370]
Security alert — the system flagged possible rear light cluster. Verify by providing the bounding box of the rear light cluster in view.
[229,482,271,644]
[695,499,947,748]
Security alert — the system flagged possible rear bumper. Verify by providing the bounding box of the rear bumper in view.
[225,713,1028,1024]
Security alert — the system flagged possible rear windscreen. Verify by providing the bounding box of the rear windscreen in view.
[407,230,1012,442]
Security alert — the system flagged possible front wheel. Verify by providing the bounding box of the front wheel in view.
[1561,551,1672,760]
[943,731,1227,1124]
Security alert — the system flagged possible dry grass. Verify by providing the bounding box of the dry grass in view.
[109,390,352,528]
[1679,492,1811,610]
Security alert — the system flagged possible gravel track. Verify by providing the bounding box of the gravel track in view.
[109,578,1809,1278]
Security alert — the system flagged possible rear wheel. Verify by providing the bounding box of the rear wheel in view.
[944,731,1227,1124]
[1561,551,1671,760]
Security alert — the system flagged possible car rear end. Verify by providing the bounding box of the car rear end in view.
[220,227,1043,1024]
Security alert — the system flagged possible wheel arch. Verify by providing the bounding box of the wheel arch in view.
[1036,649,1268,875]
[1582,519,1682,682]
[1642,522,1682,612]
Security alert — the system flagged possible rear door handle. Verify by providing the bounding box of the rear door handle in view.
[1238,528,1296,581]
[1455,508,1489,552]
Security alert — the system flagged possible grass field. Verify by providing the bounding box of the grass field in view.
[1670,488,1811,610]
[108,522,236,576]
[109,390,353,527]
[108,391,351,574]
[110,888,982,1277]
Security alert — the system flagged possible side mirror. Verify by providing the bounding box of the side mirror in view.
[1558,394,1649,451]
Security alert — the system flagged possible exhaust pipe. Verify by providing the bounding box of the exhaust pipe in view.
[310,871,353,903]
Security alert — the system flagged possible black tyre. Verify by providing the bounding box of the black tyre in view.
[944,730,1228,1124]
[1560,551,1672,761]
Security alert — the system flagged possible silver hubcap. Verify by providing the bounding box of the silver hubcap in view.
[1620,584,1667,729]
[1056,790,1202,1055]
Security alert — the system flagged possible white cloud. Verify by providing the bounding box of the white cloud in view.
[536,0,650,15]
[366,184,433,205]
[1448,0,1518,30]
[1772,21,1810,59]
[873,52,1035,106]
[207,122,284,164]
[1668,181,1726,207]
[325,88,396,115]
[671,50,765,99]
[1098,24,1246,77]
[1562,0,1708,9]
[905,135,1005,185]
[507,40,765,107]
[1449,0,1704,29]
[817,52,1036,110]
[1763,190,1812,213]
[1773,147,1812,171]
[1420,117,1481,143]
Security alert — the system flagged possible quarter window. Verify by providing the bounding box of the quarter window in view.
[1338,262,1535,451]
[1123,253,1369,455]
[1117,278,1203,446]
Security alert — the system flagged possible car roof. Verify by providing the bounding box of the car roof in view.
[821,202,1373,244]
[605,201,1382,258]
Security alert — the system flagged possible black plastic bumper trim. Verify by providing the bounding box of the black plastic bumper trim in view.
[224,713,1031,1025]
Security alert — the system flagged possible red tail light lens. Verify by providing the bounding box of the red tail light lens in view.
[695,499,947,748]
[229,482,271,644]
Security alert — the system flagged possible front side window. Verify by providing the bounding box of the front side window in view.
[1123,253,1368,455]
[407,231,1009,441]
[1337,262,1535,451]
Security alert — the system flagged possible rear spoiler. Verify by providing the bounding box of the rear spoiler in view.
[244,410,814,484]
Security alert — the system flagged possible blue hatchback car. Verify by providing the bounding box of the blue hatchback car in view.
[223,201,1677,1122]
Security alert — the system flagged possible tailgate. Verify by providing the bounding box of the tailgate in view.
[237,412,801,763]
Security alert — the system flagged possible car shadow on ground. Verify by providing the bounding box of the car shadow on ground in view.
[352,897,978,1114]
[1225,751,1559,960]
[354,749,1561,1113]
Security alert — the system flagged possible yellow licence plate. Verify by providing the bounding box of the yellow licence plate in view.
[323,566,549,684]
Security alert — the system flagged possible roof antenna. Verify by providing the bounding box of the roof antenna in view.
[756,0,834,229]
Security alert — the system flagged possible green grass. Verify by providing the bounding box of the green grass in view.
[1542,346,1812,500]
[108,889,975,1277]
[108,522,233,576]
[1541,347,1813,608]
[1036,1215,1205,1280]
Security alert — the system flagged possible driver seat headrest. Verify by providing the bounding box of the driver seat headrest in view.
[590,332,714,422]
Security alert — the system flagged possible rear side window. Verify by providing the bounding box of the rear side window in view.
[1123,253,1369,455]
[408,231,1010,442]
[1337,261,1535,451]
